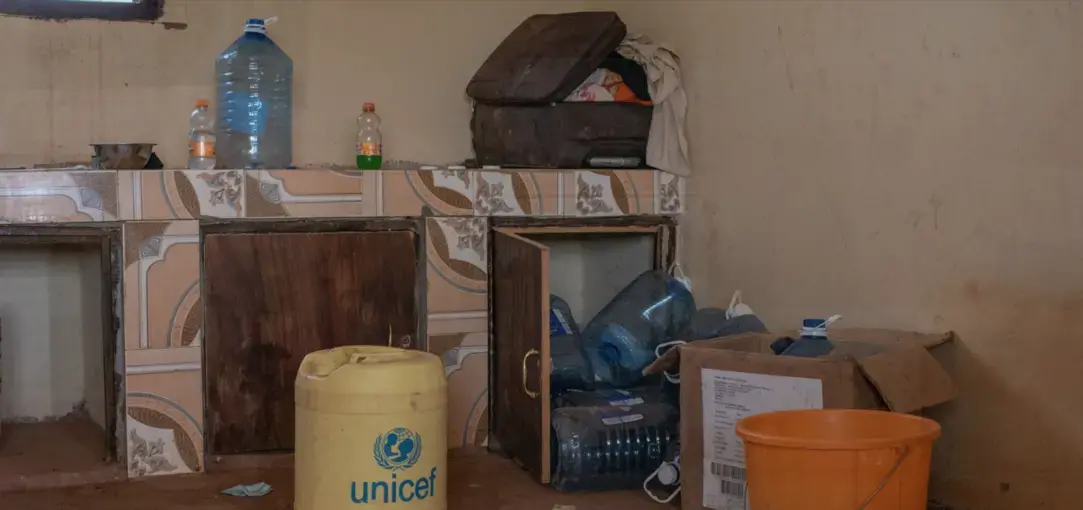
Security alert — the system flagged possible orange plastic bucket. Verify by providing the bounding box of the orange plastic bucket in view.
[736,409,940,510]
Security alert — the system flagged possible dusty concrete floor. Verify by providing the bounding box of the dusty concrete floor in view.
[0,420,125,493]
[0,448,665,510]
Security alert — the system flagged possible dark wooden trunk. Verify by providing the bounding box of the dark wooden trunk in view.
[491,229,551,483]
[202,230,418,455]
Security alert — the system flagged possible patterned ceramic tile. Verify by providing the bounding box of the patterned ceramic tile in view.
[126,369,204,477]
[473,171,560,216]
[438,332,489,449]
[655,172,684,215]
[119,170,244,220]
[426,217,487,314]
[245,170,363,218]
[123,221,200,350]
[125,346,202,372]
[383,170,474,216]
[428,312,489,338]
[565,170,656,217]
[427,214,489,448]
[116,171,136,220]
[360,170,382,216]
[0,170,118,223]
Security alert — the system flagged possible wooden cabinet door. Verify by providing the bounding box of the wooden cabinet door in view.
[0,318,3,442]
[491,229,551,483]
[203,230,417,455]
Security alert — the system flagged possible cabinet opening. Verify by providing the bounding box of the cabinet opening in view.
[526,233,657,326]
[0,243,119,483]
[489,221,676,486]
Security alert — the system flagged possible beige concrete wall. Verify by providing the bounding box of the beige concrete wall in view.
[0,0,585,168]
[602,1,1083,508]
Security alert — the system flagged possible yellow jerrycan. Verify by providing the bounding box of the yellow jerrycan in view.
[295,345,447,509]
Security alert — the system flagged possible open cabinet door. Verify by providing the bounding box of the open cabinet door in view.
[0,318,3,441]
[492,229,551,483]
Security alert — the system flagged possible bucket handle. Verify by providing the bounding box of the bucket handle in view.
[522,349,540,399]
[856,446,911,510]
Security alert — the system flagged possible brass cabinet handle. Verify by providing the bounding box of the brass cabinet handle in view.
[522,349,540,399]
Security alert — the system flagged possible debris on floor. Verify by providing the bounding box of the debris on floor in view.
[221,482,273,497]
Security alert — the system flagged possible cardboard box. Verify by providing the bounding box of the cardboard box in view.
[644,328,956,510]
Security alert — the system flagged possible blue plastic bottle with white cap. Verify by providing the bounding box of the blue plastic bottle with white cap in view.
[215,17,293,169]
[780,318,836,357]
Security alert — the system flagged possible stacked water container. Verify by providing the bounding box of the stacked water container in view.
[548,270,694,492]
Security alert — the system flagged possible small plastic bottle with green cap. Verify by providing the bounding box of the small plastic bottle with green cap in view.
[356,103,383,170]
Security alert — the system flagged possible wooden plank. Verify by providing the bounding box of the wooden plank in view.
[491,230,551,483]
[0,224,122,247]
[200,217,419,235]
[99,236,119,463]
[0,318,3,442]
[499,226,660,235]
[202,230,417,455]
[490,215,676,230]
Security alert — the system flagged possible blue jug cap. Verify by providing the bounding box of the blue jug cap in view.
[802,318,825,328]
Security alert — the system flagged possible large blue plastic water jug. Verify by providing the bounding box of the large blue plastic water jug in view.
[215,18,293,169]
[581,271,695,387]
[550,294,594,392]
[551,402,678,492]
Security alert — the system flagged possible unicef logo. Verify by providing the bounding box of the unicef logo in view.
[353,428,436,504]
[373,427,422,472]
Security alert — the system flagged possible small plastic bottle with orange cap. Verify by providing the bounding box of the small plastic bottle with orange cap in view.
[356,103,383,170]
[188,99,216,170]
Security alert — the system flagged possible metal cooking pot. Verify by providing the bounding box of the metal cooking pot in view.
[91,143,156,170]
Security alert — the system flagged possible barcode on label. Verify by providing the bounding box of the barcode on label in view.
[710,462,747,482]
[719,479,746,498]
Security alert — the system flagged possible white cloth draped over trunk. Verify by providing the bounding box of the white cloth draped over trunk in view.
[617,34,691,177]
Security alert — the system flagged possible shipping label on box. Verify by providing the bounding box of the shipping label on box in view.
[700,369,824,510]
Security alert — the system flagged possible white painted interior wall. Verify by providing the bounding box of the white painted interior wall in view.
[0,246,104,427]
[543,235,655,325]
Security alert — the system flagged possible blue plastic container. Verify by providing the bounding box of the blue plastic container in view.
[551,403,678,492]
[215,18,293,169]
[780,318,836,357]
[581,271,696,387]
[550,294,594,392]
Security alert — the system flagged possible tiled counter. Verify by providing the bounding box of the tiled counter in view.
[0,168,684,479]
